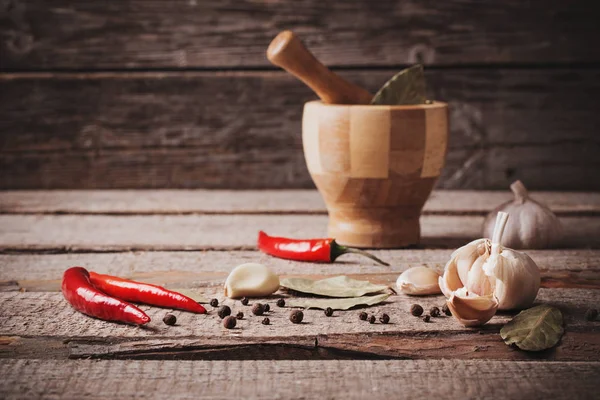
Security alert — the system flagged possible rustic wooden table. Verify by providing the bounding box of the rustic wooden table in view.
[1,190,599,399]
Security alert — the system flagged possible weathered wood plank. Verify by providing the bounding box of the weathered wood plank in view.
[1,190,599,216]
[2,289,597,338]
[1,360,598,400]
[1,69,599,190]
[0,289,598,361]
[1,250,599,292]
[1,0,598,69]
[1,214,599,251]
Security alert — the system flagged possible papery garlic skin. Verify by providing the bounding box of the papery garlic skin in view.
[396,266,441,295]
[483,180,562,249]
[447,288,499,327]
[224,263,280,298]
[440,212,541,327]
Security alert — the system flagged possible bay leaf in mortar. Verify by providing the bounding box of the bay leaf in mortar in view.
[286,293,391,310]
[280,276,388,298]
[500,305,564,351]
[370,64,427,106]
[171,289,209,304]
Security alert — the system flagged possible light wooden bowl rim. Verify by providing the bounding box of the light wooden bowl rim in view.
[305,100,448,110]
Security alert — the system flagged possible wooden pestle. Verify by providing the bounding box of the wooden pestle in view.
[267,31,372,105]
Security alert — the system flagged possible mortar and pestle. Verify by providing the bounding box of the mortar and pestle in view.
[267,31,448,248]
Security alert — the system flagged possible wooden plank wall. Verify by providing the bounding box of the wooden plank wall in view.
[1,1,599,190]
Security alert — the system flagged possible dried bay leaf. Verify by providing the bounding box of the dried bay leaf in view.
[370,64,427,106]
[286,294,391,310]
[171,289,209,304]
[500,305,564,351]
[280,276,388,298]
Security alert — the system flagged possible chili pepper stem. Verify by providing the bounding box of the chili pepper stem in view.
[330,241,390,266]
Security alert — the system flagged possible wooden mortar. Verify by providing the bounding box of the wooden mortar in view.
[302,101,449,248]
[268,31,449,247]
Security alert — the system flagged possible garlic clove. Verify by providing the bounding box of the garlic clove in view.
[224,263,280,298]
[447,288,499,327]
[439,239,487,298]
[396,266,441,295]
[465,254,495,297]
[483,180,562,249]
[452,239,486,284]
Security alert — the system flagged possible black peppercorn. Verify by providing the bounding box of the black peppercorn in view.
[585,308,598,321]
[262,317,270,325]
[430,306,441,318]
[162,313,177,326]
[290,310,304,324]
[236,311,244,320]
[379,313,390,324]
[324,307,334,317]
[217,305,231,319]
[277,298,286,307]
[359,311,368,321]
[241,297,249,306]
[264,304,270,312]
[368,315,376,324]
[442,303,452,316]
[252,303,265,316]
[223,316,237,329]
[422,315,430,323]
[410,304,423,316]
[210,298,219,307]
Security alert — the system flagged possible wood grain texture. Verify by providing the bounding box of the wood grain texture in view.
[1,360,598,400]
[304,101,448,247]
[1,190,599,215]
[2,250,599,292]
[0,288,598,361]
[1,69,599,189]
[1,214,600,251]
[1,0,598,69]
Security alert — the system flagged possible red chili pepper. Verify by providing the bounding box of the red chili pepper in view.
[62,267,150,325]
[257,231,389,266]
[89,272,206,314]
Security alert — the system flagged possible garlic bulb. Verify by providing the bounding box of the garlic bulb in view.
[483,180,562,249]
[396,266,441,295]
[224,263,280,298]
[440,212,541,326]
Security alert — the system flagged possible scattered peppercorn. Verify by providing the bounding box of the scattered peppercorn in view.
[324,307,334,317]
[241,297,249,306]
[290,310,304,324]
[430,306,441,318]
[359,311,368,321]
[379,313,390,324]
[252,303,265,316]
[264,304,270,312]
[223,316,237,329]
[210,298,219,307]
[277,298,286,307]
[410,304,423,316]
[217,305,231,319]
[422,315,430,323]
[262,317,270,325]
[442,303,451,316]
[236,311,244,320]
[162,313,177,326]
[585,308,598,321]
[368,315,376,324]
